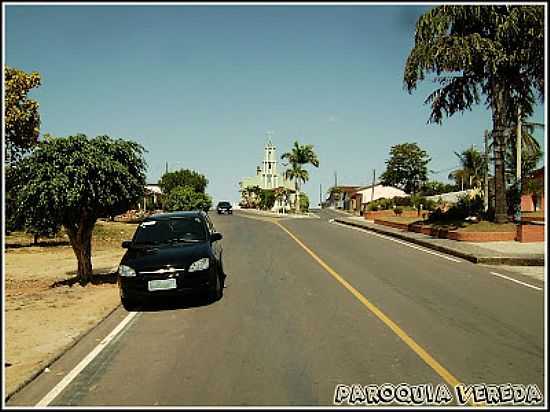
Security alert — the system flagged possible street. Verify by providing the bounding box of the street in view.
[7,210,545,406]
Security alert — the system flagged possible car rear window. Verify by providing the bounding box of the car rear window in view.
[133,217,207,244]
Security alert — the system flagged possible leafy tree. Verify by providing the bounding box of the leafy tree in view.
[380,143,431,194]
[281,141,319,212]
[259,189,276,210]
[420,180,457,196]
[450,146,485,189]
[164,185,212,212]
[274,186,291,210]
[4,66,41,163]
[10,134,147,284]
[240,185,262,208]
[404,5,544,223]
[159,169,208,194]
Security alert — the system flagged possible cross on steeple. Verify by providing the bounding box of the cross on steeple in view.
[266,130,274,146]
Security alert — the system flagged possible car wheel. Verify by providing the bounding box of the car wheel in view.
[121,296,138,311]
[208,273,223,302]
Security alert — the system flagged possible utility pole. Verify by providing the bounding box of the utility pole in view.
[515,107,522,223]
[165,161,168,175]
[319,183,322,207]
[484,130,489,213]
[370,169,376,202]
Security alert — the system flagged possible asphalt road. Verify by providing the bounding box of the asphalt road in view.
[7,210,545,406]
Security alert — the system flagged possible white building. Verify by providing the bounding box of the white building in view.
[239,138,295,210]
[348,184,408,213]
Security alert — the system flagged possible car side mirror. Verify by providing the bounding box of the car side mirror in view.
[210,232,223,242]
[121,240,133,249]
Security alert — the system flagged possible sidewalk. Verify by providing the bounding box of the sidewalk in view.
[334,216,545,266]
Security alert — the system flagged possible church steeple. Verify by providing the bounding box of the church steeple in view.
[262,132,278,189]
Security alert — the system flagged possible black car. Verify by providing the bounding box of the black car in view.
[217,201,233,214]
[117,211,225,310]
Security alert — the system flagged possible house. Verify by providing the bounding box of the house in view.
[325,186,361,209]
[350,184,408,214]
[140,183,163,211]
[521,167,545,212]
[238,138,296,211]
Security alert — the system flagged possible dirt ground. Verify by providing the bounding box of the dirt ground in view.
[4,220,138,397]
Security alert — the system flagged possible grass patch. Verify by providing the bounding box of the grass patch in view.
[456,221,517,232]
[419,220,516,232]
[5,220,139,248]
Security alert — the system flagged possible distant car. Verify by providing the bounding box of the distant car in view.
[217,201,233,214]
[117,211,225,310]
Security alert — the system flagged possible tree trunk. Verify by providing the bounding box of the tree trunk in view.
[296,182,301,213]
[33,233,39,245]
[65,210,96,285]
[491,83,509,224]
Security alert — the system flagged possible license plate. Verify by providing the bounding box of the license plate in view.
[148,278,177,291]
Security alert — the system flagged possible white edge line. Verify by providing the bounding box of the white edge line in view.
[490,272,543,291]
[35,311,138,407]
[331,221,462,263]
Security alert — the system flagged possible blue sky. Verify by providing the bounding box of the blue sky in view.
[5,4,545,205]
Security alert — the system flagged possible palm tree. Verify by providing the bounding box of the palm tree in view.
[450,146,485,190]
[284,164,309,212]
[489,120,544,185]
[281,141,320,212]
[404,5,544,223]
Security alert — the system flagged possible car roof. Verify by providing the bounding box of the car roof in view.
[145,211,206,221]
[217,201,231,204]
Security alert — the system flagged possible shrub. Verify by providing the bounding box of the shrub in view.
[428,192,484,222]
[394,207,403,216]
[259,189,276,210]
[299,193,310,211]
[393,196,412,207]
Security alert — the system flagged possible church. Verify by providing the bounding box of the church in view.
[239,138,296,211]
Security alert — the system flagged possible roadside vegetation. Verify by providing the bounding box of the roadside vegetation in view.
[240,141,318,214]
[403,5,544,224]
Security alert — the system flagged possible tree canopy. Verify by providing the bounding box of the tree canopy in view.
[164,185,212,212]
[380,143,431,194]
[159,169,208,194]
[10,134,147,284]
[281,141,319,212]
[4,66,41,163]
[404,5,544,223]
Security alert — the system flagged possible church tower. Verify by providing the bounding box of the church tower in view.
[262,134,278,189]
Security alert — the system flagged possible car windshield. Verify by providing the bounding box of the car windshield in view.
[218,202,231,207]
[132,217,207,244]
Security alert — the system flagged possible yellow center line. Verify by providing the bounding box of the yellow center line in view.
[275,221,481,407]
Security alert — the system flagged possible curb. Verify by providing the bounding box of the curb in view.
[333,219,545,266]
[5,303,122,402]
